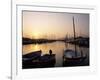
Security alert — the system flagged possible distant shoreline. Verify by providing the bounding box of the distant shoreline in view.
[22,37,65,44]
[22,37,89,48]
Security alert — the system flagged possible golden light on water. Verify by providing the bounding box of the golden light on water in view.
[33,45,39,50]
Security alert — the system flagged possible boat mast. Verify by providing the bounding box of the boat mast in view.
[73,16,76,40]
[73,16,77,57]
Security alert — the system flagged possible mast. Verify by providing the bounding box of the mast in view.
[73,16,76,40]
[73,16,77,57]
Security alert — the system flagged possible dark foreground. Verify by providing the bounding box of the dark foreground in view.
[22,50,89,69]
[22,50,56,69]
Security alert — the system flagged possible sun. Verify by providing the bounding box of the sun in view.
[32,32,40,39]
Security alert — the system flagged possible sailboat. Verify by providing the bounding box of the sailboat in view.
[63,17,87,66]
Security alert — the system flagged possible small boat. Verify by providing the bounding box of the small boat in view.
[40,54,56,67]
[63,49,87,66]
[22,50,42,68]
[23,50,42,60]
[63,17,87,66]
[22,50,56,68]
[63,49,86,62]
[40,54,55,62]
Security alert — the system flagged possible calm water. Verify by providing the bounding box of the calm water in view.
[23,41,89,67]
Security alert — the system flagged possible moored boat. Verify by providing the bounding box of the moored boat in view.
[22,50,42,68]
[39,54,56,67]
[23,50,42,60]
[22,50,56,68]
[63,50,87,66]
[63,17,87,66]
[40,54,55,63]
[63,49,87,62]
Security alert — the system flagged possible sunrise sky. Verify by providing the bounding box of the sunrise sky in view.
[22,11,89,39]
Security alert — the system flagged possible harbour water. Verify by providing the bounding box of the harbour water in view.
[23,41,89,67]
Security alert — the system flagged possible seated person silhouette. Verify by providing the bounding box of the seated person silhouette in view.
[49,49,52,55]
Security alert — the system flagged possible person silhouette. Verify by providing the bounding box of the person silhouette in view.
[49,49,52,55]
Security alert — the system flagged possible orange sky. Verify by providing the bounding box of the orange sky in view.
[22,11,89,39]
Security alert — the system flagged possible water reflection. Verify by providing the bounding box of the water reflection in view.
[23,41,89,67]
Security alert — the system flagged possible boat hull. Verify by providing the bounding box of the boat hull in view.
[63,49,87,66]
[22,51,56,69]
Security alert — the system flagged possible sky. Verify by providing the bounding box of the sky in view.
[22,11,89,39]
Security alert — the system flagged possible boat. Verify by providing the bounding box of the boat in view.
[22,50,42,68]
[22,50,56,68]
[63,49,86,61]
[63,49,87,66]
[39,54,56,67]
[63,17,87,66]
[40,54,55,63]
[23,50,42,60]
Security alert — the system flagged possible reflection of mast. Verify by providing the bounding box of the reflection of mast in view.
[73,16,77,57]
